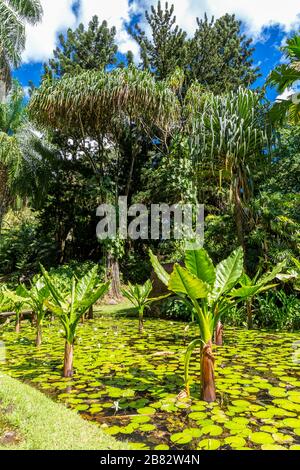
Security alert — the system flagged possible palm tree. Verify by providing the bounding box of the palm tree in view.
[0,0,43,100]
[0,82,54,229]
[189,87,271,258]
[268,35,300,124]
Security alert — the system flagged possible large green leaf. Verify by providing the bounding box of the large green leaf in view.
[229,285,265,299]
[149,249,170,286]
[185,249,215,286]
[75,282,110,317]
[40,265,65,306]
[258,261,286,287]
[75,266,99,303]
[211,247,244,300]
[168,264,209,300]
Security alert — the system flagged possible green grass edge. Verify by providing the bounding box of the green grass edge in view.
[0,373,128,450]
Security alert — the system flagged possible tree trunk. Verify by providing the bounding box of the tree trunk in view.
[36,324,42,347]
[215,321,223,346]
[201,341,216,403]
[138,315,144,334]
[234,188,245,252]
[63,342,74,377]
[0,79,6,104]
[87,306,93,319]
[15,316,21,334]
[247,299,253,329]
[107,253,121,300]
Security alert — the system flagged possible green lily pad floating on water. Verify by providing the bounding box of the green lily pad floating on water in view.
[200,424,223,437]
[188,411,207,421]
[224,436,246,448]
[288,396,300,404]
[130,415,151,424]
[139,424,156,432]
[282,418,300,428]
[129,443,150,450]
[260,425,277,434]
[272,432,294,444]
[250,432,274,445]
[268,387,287,398]
[231,400,250,408]
[137,407,156,415]
[198,439,222,450]
[154,445,170,450]
[261,444,286,450]
[170,432,193,445]
[75,404,89,411]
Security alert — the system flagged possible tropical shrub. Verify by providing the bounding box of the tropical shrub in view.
[5,285,29,333]
[0,284,12,313]
[41,266,109,377]
[0,217,56,279]
[160,297,192,321]
[255,290,300,331]
[7,276,50,345]
[150,247,284,402]
[121,280,168,333]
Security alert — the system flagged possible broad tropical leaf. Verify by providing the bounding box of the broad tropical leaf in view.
[211,247,244,300]
[168,264,209,300]
[185,249,215,286]
[149,249,170,287]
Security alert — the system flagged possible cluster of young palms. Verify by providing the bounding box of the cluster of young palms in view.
[4,266,109,377]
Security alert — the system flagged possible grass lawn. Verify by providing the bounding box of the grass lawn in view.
[0,373,128,450]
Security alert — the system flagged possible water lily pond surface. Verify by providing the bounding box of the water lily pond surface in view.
[1,312,300,450]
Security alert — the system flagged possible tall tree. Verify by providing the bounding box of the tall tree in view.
[0,0,43,100]
[129,1,187,80]
[189,87,271,266]
[44,15,118,78]
[29,67,180,297]
[189,13,259,93]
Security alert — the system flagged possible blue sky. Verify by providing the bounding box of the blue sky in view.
[12,1,300,101]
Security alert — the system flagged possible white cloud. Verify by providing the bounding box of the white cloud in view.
[137,0,300,39]
[77,0,140,55]
[21,1,300,64]
[22,0,77,63]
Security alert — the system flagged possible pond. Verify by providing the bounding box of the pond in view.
[1,312,300,450]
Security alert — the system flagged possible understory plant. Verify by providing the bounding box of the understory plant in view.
[5,285,30,333]
[6,277,50,345]
[41,266,109,377]
[150,247,284,403]
[121,280,168,333]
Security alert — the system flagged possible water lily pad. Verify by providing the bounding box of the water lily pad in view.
[282,418,300,428]
[268,387,287,398]
[188,411,207,421]
[170,432,193,445]
[140,424,156,432]
[198,439,221,450]
[261,444,286,450]
[200,424,223,437]
[250,432,274,445]
[225,436,246,448]
[272,432,294,444]
[75,404,89,411]
[137,407,156,415]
